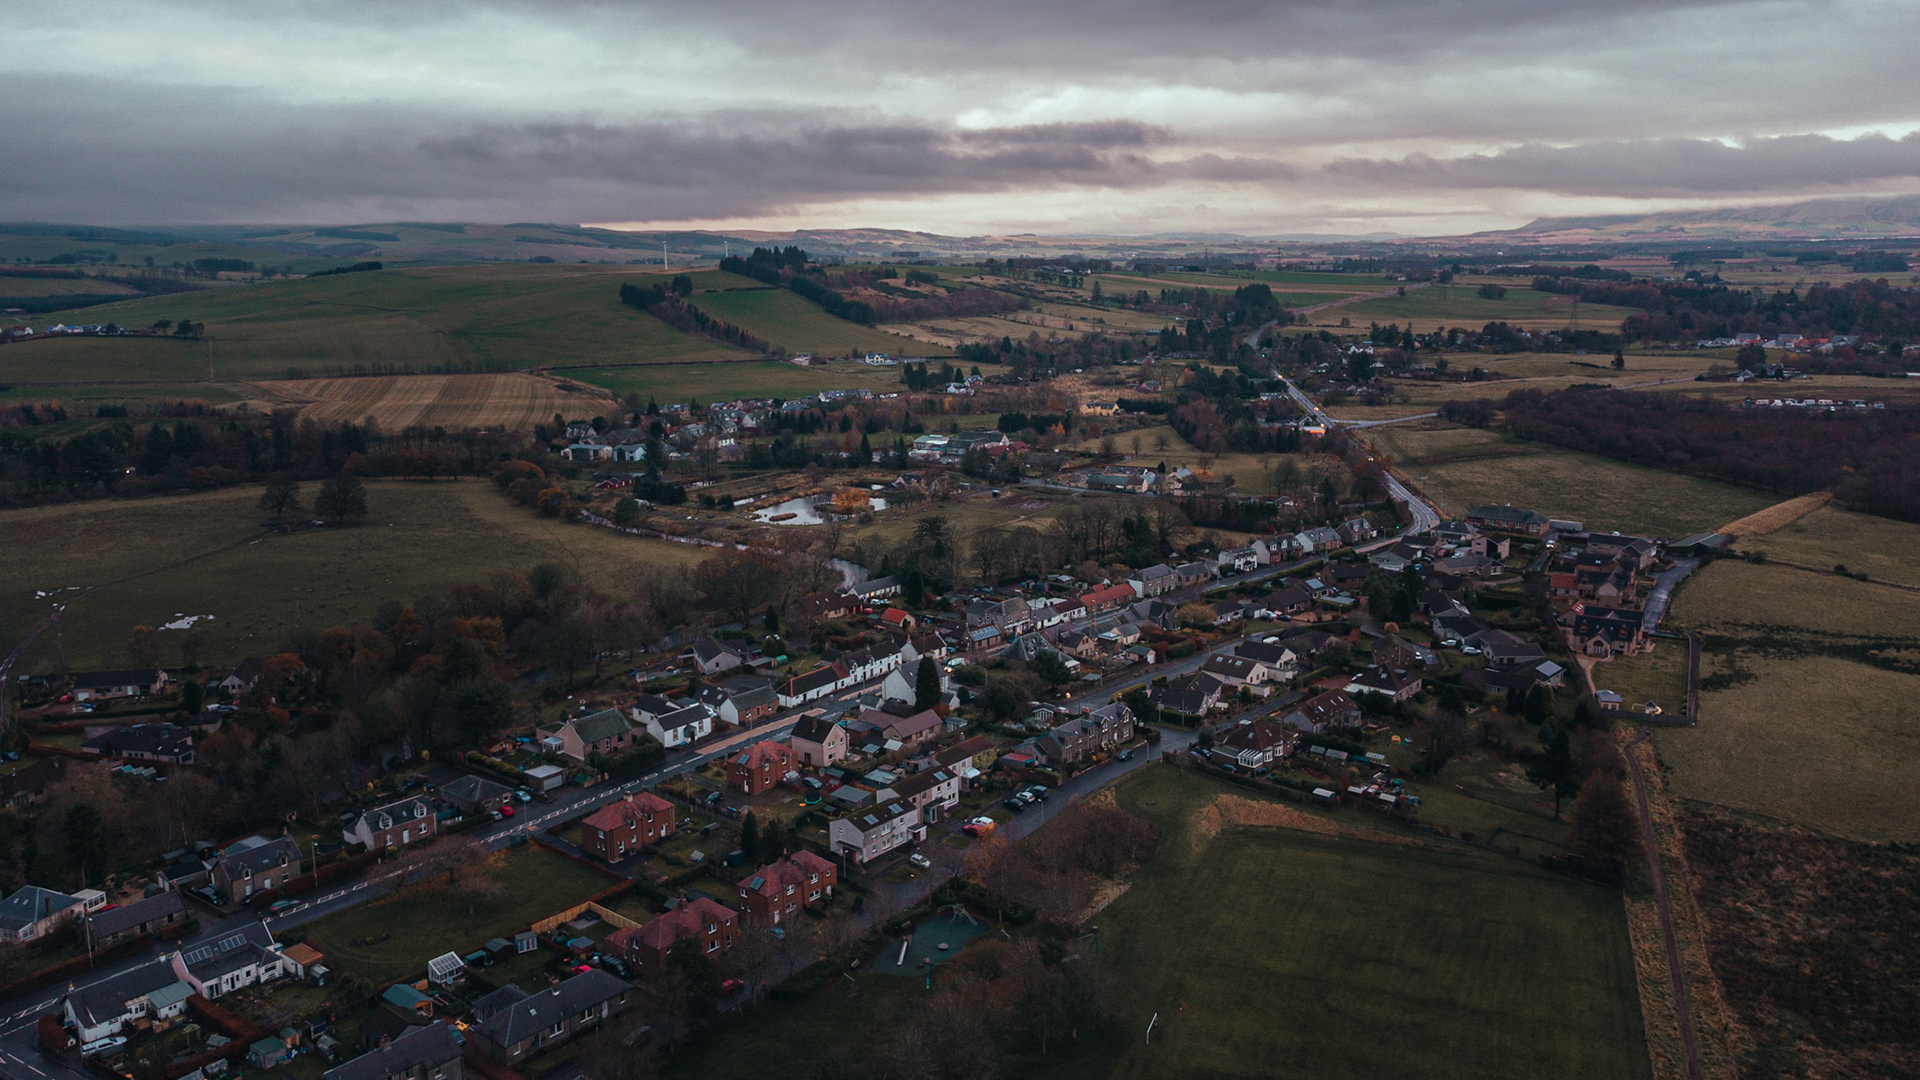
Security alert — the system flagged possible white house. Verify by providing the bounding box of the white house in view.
[170,921,288,1000]
[633,701,714,750]
[828,800,923,864]
[62,959,194,1044]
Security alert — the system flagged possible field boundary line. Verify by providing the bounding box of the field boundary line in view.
[1742,555,1920,594]
[1623,728,1704,1080]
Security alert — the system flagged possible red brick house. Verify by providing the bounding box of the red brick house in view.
[580,791,677,863]
[727,740,797,795]
[734,851,837,926]
[606,898,737,974]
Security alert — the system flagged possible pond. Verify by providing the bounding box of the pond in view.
[749,494,887,525]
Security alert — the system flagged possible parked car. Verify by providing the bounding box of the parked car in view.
[500,804,516,818]
[962,817,997,837]
[267,899,303,916]
[599,956,633,978]
[719,978,745,996]
[1002,794,1030,812]
[1023,785,1049,802]
[907,853,932,870]
[490,810,504,822]
[1117,748,1134,761]
[514,789,532,803]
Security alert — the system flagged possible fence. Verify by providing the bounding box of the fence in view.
[529,899,645,938]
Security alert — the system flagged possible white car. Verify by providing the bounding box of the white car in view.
[1460,645,1482,656]
[908,853,932,869]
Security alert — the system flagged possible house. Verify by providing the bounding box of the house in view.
[1281,690,1361,733]
[1058,631,1101,659]
[634,700,714,749]
[1279,627,1339,660]
[342,796,438,854]
[1036,703,1135,767]
[691,637,747,676]
[580,791,677,863]
[790,713,849,767]
[170,920,288,999]
[0,756,66,808]
[1374,636,1441,674]
[544,709,637,762]
[709,677,779,728]
[1256,584,1314,618]
[1132,564,1177,597]
[1234,640,1299,682]
[61,958,193,1043]
[605,899,737,974]
[1199,655,1271,695]
[924,735,995,784]
[1345,664,1424,702]
[322,1021,464,1080]
[850,575,902,602]
[879,766,961,822]
[85,889,187,949]
[853,707,944,748]
[1337,518,1378,545]
[965,596,1033,631]
[827,640,907,684]
[1208,598,1250,626]
[1153,673,1223,719]
[468,971,633,1064]
[441,774,515,816]
[1470,534,1511,559]
[1078,582,1136,614]
[70,669,169,702]
[81,722,195,764]
[735,851,838,926]
[1216,546,1259,574]
[830,799,923,864]
[211,835,303,901]
[878,608,918,632]
[1466,504,1550,537]
[0,885,84,943]
[727,740,797,795]
[215,658,272,696]
[1293,526,1344,555]
[787,591,859,627]
[1565,603,1650,657]
[1548,571,1581,601]
[776,664,848,709]
[1210,719,1298,772]
[1079,400,1119,417]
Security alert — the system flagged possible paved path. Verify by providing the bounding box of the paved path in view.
[1622,728,1704,1080]
[1641,558,1698,632]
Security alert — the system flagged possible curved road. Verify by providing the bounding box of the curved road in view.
[1279,376,1440,535]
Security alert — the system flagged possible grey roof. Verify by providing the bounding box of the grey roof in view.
[717,676,776,711]
[0,885,82,932]
[64,957,184,1027]
[180,920,278,980]
[323,1022,462,1080]
[567,709,633,744]
[791,713,841,744]
[87,889,185,939]
[82,722,193,758]
[442,774,513,806]
[346,798,432,836]
[69,669,162,689]
[475,971,630,1048]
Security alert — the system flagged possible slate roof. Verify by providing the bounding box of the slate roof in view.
[474,970,630,1048]
[344,798,432,837]
[566,709,633,744]
[717,676,777,712]
[323,1022,462,1080]
[64,957,184,1028]
[86,889,184,940]
[0,885,80,933]
[82,722,193,759]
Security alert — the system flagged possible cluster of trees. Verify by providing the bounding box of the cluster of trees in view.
[0,410,524,505]
[1536,274,1920,346]
[717,246,807,284]
[307,260,383,278]
[1488,388,1920,522]
[618,280,770,353]
[786,273,874,326]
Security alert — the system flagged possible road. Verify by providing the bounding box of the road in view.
[1640,558,1698,633]
[1279,376,1440,535]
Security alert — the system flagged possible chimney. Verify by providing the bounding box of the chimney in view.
[379,1036,391,1050]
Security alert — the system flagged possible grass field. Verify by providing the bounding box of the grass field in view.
[1063,423,1348,496]
[684,288,931,356]
[1094,767,1648,1079]
[0,480,708,673]
[1734,505,1920,587]
[555,358,910,404]
[1367,424,1775,537]
[1654,560,1920,842]
[246,372,613,429]
[1311,283,1643,332]
[301,846,613,983]
[1315,352,1717,423]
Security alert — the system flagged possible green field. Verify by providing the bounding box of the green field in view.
[1654,560,1920,842]
[301,845,614,983]
[0,480,709,673]
[1311,283,1642,332]
[684,287,932,356]
[1369,424,1774,537]
[1093,768,1648,1079]
[556,358,910,404]
[1738,504,1920,587]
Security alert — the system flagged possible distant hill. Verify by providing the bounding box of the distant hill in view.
[1493,195,1920,242]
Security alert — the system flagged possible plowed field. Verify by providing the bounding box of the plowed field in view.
[250,372,612,430]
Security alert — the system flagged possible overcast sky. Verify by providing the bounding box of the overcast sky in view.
[6,0,1920,236]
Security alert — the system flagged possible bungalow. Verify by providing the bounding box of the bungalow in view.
[85,889,188,949]
[605,900,737,974]
[634,700,715,749]
[1373,636,1441,674]
[727,740,797,795]
[1210,719,1298,772]
[1548,571,1581,601]
[170,920,288,999]
[691,637,747,676]
[1036,702,1135,767]
[1254,584,1314,619]
[580,791,677,863]
[441,775,515,816]
[82,722,195,764]
[322,1021,464,1080]
[1466,504,1550,537]
[1345,664,1424,702]
[829,799,923,864]
[1278,627,1339,660]
[61,959,193,1044]
[790,713,849,767]
[851,575,902,602]
[787,590,859,627]
[544,709,638,761]
[1078,582,1136,614]
[215,658,271,696]
[1173,561,1215,589]
[0,885,84,944]
[1280,689,1361,733]
[777,664,849,709]
[1153,673,1223,719]
[211,835,303,901]
[1208,598,1250,625]
[342,796,438,854]
[1234,640,1299,682]
[70,669,168,702]
[852,707,944,749]
[1367,544,1422,574]
[1199,655,1271,695]
[468,970,634,1064]
[735,851,838,926]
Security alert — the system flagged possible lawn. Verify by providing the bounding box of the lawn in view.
[0,480,709,673]
[683,288,931,357]
[1737,504,1920,587]
[1371,425,1775,537]
[1594,644,1690,719]
[300,845,613,984]
[1653,560,1920,842]
[1092,767,1648,1080]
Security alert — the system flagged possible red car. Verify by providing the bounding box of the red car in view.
[719,978,745,996]
[500,804,516,818]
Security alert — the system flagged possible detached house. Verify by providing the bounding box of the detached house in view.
[790,712,849,767]
[691,637,747,676]
[70,669,168,702]
[82,722,195,764]
[706,677,779,728]
[735,851,838,926]
[1345,664,1424,702]
[544,709,637,761]
[0,885,84,943]
[212,835,303,901]
[727,740,797,795]
[343,796,438,854]
[633,699,714,749]
[580,791,677,863]
[1210,719,1298,773]
[1466,504,1550,537]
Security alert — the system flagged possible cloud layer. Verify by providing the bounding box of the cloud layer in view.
[5,0,1920,233]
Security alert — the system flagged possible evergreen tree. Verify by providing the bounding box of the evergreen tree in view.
[914,656,941,711]
[1567,772,1641,869]
[1527,723,1579,817]
[739,811,761,864]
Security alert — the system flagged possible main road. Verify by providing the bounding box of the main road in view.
[1278,376,1441,535]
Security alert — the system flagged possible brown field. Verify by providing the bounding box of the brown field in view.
[1736,504,1920,588]
[1654,560,1920,842]
[246,372,615,430]
[1716,492,1832,537]
[0,277,146,298]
